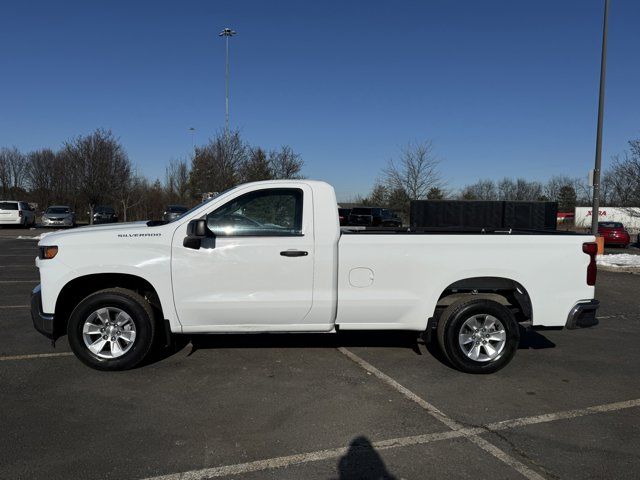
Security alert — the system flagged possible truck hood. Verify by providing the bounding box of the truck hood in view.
[39,221,159,244]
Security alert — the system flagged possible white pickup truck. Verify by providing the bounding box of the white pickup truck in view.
[31,180,599,373]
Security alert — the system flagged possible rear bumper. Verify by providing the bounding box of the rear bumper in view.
[31,284,56,339]
[0,218,23,225]
[565,300,599,330]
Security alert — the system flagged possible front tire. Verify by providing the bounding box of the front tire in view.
[67,288,155,371]
[437,298,519,374]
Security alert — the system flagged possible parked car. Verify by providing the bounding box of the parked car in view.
[163,205,188,222]
[92,206,118,224]
[338,208,351,226]
[41,206,76,228]
[0,200,36,227]
[598,221,630,247]
[348,207,402,227]
[32,180,598,374]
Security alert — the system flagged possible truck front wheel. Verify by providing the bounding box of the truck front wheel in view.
[67,288,155,371]
[436,298,519,374]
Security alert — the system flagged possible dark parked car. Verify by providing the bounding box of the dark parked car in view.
[348,207,402,227]
[163,205,189,222]
[93,206,118,224]
[338,208,351,226]
[598,221,630,247]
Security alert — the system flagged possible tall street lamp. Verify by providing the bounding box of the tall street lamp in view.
[188,127,196,156]
[590,0,610,235]
[219,27,237,137]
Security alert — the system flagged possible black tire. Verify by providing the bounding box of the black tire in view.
[436,298,519,374]
[67,288,156,371]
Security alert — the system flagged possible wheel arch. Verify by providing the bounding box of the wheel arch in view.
[432,276,533,325]
[54,273,165,337]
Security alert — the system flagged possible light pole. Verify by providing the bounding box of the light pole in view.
[590,0,610,235]
[188,127,196,154]
[219,27,237,137]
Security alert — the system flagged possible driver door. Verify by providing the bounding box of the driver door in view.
[171,186,316,331]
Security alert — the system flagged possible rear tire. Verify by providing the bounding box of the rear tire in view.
[67,288,155,371]
[436,298,519,374]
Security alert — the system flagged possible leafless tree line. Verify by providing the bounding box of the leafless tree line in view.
[357,138,640,216]
[0,128,304,223]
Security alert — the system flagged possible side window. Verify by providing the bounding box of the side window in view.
[206,188,303,236]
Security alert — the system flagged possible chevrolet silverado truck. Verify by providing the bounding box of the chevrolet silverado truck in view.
[31,180,599,373]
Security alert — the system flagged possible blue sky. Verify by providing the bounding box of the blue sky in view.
[1,0,639,200]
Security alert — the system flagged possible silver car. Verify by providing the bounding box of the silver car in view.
[41,205,76,228]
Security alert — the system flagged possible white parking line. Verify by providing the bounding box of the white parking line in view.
[140,395,640,480]
[0,352,74,361]
[0,280,38,283]
[338,347,545,480]
[486,398,640,431]
[0,265,36,268]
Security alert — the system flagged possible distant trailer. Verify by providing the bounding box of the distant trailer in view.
[575,207,640,233]
[410,200,558,231]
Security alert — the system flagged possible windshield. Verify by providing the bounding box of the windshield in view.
[46,207,71,214]
[96,207,114,214]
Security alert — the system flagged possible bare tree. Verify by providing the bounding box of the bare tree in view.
[603,140,640,213]
[26,148,57,209]
[0,149,10,195]
[0,147,28,195]
[240,148,272,182]
[165,159,190,204]
[497,178,543,201]
[544,175,575,202]
[189,130,246,196]
[382,141,443,200]
[62,129,131,223]
[115,172,147,222]
[461,179,497,200]
[269,145,304,179]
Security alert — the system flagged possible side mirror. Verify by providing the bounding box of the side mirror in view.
[184,219,214,249]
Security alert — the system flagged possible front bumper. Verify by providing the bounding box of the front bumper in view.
[565,300,599,330]
[31,284,56,339]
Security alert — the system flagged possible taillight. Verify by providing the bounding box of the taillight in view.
[18,210,23,217]
[582,242,597,286]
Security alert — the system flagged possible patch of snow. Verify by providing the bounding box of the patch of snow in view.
[597,254,640,268]
[17,232,51,240]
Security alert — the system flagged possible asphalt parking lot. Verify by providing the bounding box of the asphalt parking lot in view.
[1,230,639,480]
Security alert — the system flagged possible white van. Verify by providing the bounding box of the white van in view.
[0,200,36,227]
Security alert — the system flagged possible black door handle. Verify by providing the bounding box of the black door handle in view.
[280,250,308,257]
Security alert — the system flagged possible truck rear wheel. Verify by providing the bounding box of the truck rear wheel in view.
[67,288,155,371]
[436,298,519,374]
